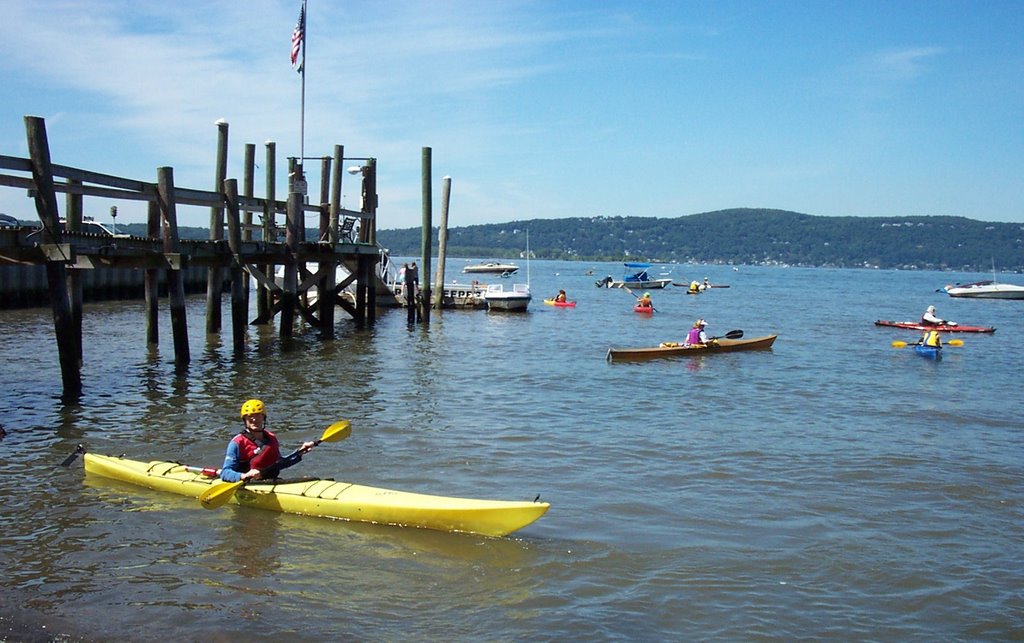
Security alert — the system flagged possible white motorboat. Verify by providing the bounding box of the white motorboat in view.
[463,262,519,274]
[484,283,531,311]
[943,280,1024,299]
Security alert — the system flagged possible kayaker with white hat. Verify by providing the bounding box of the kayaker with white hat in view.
[921,305,956,327]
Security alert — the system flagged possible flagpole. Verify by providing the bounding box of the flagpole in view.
[299,0,307,175]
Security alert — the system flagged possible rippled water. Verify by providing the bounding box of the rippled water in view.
[1,261,1022,640]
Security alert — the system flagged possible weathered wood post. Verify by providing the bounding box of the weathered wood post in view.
[206,119,229,333]
[24,115,81,400]
[157,166,190,368]
[281,162,303,337]
[144,199,160,345]
[242,142,255,315]
[319,144,344,335]
[65,179,84,362]
[364,158,377,322]
[257,141,276,322]
[433,175,451,310]
[224,179,246,356]
[420,147,432,324]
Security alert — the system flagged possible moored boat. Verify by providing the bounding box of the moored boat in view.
[607,334,777,361]
[82,453,549,537]
[484,283,531,311]
[874,320,995,333]
[942,280,1024,299]
[604,263,672,289]
[463,262,519,274]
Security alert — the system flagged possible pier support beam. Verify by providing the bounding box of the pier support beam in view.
[224,179,246,356]
[206,119,228,333]
[25,115,81,400]
[157,166,190,368]
[144,199,160,345]
[433,175,451,310]
[420,147,432,324]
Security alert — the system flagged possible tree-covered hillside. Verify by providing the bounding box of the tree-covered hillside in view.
[378,209,1024,272]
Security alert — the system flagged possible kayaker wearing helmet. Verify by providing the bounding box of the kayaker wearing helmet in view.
[221,399,317,482]
[684,319,709,346]
[921,305,956,327]
[637,292,653,308]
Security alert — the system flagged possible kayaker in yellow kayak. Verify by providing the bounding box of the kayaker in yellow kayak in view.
[554,289,568,303]
[221,399,317,482]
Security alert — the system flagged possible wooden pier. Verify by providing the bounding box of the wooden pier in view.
[0,116,399,400]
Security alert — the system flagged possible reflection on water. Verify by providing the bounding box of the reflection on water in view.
[1,262,1023,639]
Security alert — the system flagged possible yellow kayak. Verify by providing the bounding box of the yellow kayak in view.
[83,453,549,537]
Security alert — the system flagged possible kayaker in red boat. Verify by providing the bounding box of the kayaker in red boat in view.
[220,399,316,482]
[554,289,567,303]
[636,292,654,308]
[684,319,709,346]
[921,305,956,327]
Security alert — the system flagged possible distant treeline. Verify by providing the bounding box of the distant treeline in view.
[377,209,1024,272]
[8,208,1021,272]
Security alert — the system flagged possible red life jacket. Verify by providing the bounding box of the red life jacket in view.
[231,430,281,472]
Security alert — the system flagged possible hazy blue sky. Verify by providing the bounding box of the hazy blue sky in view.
[1,1,1021,230]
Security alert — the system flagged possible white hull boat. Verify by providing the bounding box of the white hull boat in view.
[484,283,531,311]
[463,262,519,274]
[943,280,1024,300]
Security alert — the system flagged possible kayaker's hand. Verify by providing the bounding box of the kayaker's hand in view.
[242,469,262,481]
[298,440,316,454]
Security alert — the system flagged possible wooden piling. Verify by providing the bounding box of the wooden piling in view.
[65,179,84,363]
[144,199,160,345]
[433,176,451,310]
[281,185,302,338]
[420,147,432,324]
[157,166,190,367]
[206,120,229,333]
[224,179,246,356]
[24,115,81,399]
[242,142,255,315]
[257,141,276,322]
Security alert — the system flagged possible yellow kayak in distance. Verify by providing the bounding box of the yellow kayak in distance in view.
[83,453,549,538]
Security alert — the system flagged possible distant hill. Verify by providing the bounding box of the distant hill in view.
[378,209,1024,272]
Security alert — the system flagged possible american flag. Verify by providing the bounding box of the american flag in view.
[290,3,305,72]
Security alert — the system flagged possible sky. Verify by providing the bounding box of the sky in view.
[1,0,1022,230]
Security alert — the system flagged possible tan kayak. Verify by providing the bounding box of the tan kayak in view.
[607,334,778,362]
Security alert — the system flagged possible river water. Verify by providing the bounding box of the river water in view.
[1,260,1022,640]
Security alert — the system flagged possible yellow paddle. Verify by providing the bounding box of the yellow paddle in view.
[199,419,352,510]
[891,339,964,348]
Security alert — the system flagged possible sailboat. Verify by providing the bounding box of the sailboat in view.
[484,230,532,311]
[942,260,1024,300]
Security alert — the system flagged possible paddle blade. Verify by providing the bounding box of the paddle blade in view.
[199,480,245,510]
[891,341,909,348]
[60,444,85,467]
[723,329,743,340]
[948,339,964,347]
[319,419,352,444]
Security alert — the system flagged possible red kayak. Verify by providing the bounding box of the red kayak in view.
[874,320,995,333]
[634,305,654,314]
